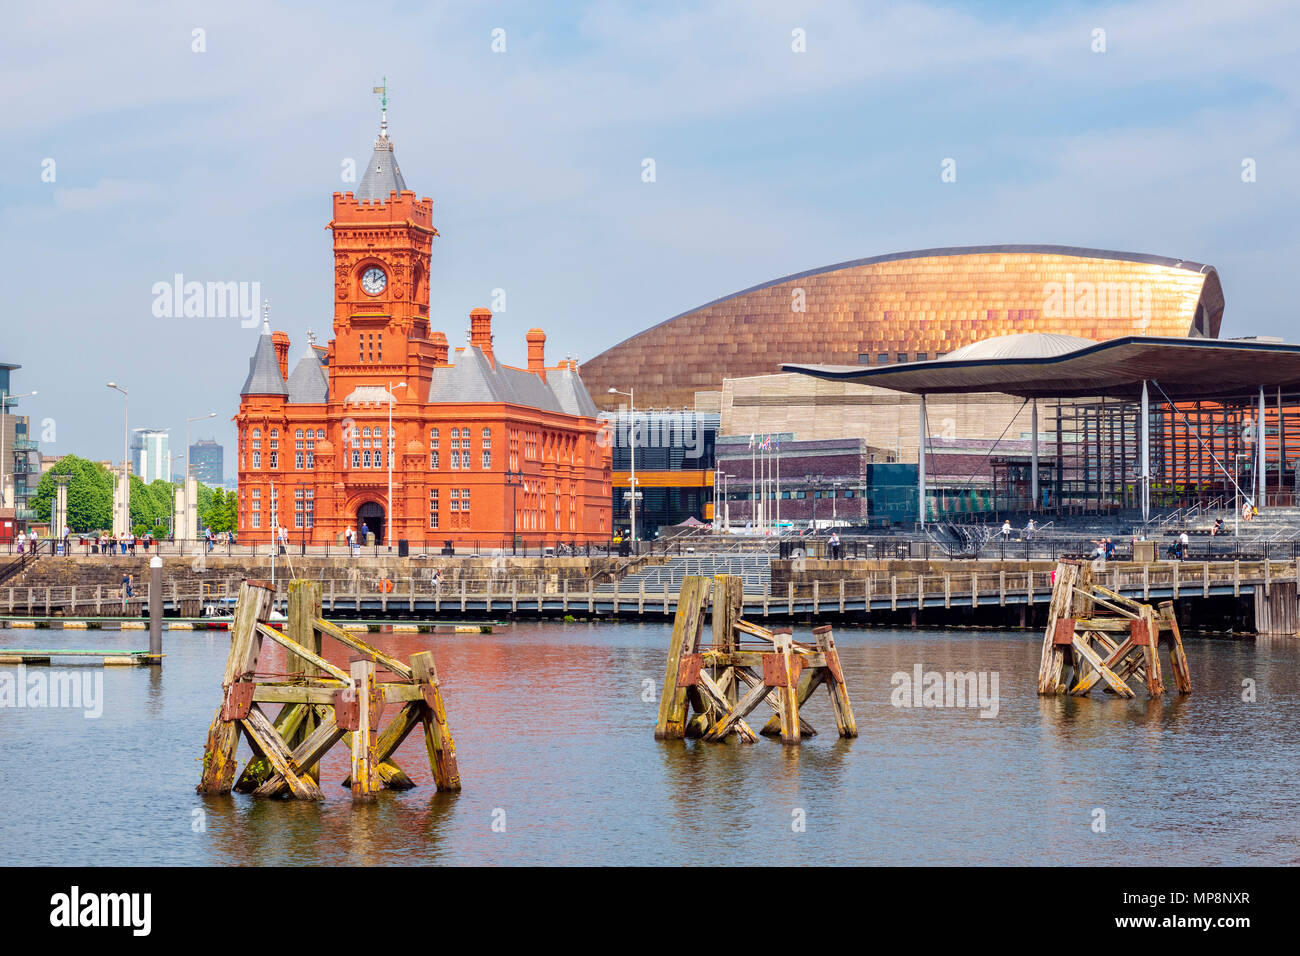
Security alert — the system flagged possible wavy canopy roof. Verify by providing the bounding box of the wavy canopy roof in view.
[581,245,1224,410]
[783,336,1300,400]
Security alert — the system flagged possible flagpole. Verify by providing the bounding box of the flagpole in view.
[750,435,756,533]
[775,439,781,535]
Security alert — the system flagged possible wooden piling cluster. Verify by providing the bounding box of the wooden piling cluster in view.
[197,579,460,802]
[1037,561,1191,699]
[654,575,857,744]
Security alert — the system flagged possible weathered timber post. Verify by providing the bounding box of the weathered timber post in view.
[713,574,742,710]
[772,633,801,745]
[197,579,276,794]
[349,658,381,801]
[813,624,857,738]
[1037,562,1078,695]
[411,650,461,791]
[284,580,322,766]
[654,576,710,740]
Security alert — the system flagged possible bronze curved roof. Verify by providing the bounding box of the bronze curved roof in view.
[581,245,1224,409]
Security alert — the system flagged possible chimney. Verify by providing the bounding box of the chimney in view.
[526,328,547,378]
[272,331,290,381]
[469,307,494,365]
[430,331,449,365]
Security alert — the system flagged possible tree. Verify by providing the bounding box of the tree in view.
[200,486,236,533]
[30,456,113,532]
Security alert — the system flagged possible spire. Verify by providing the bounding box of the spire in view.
[372,78,389,140]
[356,83,408,201]
[240,312,289,397]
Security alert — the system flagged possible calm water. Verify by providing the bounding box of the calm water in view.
[1,620,1297,866]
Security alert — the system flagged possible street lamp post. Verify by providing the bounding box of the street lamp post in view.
[805,473,824,530]
[608,387,636,545]
[387,381,406,550]
[0,388,37,512]
[297,480,307,556]
[505,470,525,554]
[107,383,129,535]
[1234,452,1249,538]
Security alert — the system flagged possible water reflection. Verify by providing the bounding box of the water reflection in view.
[1,622,1297,865]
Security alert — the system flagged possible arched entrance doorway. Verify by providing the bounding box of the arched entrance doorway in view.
[356,502,385,545]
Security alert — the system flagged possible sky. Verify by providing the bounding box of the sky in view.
[1,0,1297,474]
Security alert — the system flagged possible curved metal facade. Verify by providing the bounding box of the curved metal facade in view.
[582,245,1224,410]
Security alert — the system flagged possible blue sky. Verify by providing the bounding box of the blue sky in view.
[2,0,1297,471]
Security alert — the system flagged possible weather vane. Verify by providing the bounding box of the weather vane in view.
[372,78,389,139]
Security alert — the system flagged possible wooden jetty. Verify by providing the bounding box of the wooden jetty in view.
[4,559,1296,630]
[655,575,857,745]
[0,648,161,666]
[1037,560,1191,699]
[197,579,461,802]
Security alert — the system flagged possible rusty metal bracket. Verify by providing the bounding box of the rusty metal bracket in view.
[333,687,359,731]
[762,653,802,686]
[1129,619,1154,647]
[221,681,254,720]
[823,648,845,685]
[676,653,703,687]
[1053,617,1076,646]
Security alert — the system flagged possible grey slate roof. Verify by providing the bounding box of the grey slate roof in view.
[286,346,329,404]
[427,346,598,417]
[549,366,600,417]
[240,328,288,396]
[356,137,408,201]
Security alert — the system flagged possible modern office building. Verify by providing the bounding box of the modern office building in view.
[714,435,899,529]
[605,410,718,538]
[581,246,1224,411]
[189,439,224,485]
[131,428,170,484]
[0,362,40,526]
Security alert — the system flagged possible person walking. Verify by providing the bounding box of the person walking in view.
[1179,530,1190,561]
[1000,519,1012,539]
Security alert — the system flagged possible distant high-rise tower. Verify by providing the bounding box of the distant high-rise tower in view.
[189,439,224,485]
[132,428,170,484]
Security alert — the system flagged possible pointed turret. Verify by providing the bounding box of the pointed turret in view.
[286,338,329,404]
[240,304,289,396]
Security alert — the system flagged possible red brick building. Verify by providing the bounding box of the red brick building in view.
[235,117,610,549]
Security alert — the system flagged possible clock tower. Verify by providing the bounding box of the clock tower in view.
[327,94,440,402]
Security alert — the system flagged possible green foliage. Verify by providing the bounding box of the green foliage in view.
[199,486,236,533]
[33,454,235,537]
[30,455,114,532]
[129,475,175,533]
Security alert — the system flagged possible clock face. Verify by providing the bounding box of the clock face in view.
[360,267,387,296]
